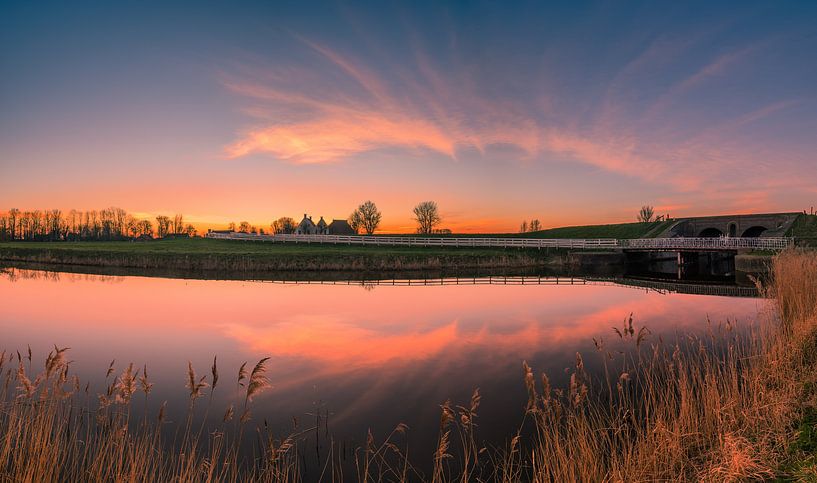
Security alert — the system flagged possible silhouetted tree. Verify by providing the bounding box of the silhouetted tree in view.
[271,217,296,234]
[529,219,541,232]
[8,209,19,240]
[156,216,171,238]
[638,205,655,223]
[238,221,251,234]
[352,200,381,235]
[348,210,363,234]
[135,219,153,237]
[413,201,441,234]
[520,221,528,233]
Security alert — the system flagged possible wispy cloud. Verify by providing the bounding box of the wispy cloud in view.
[223,41,540,164]
[222,31,814,212]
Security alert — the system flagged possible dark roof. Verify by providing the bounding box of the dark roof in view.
[298,214,315,228]
[328,219,356,235]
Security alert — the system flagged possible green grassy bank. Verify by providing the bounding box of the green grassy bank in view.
[789,213,817,247]
[0,220,673,273]
[387,220,673,239]
[0,239,559,272]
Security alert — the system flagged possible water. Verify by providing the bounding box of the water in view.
[0,265,766,475]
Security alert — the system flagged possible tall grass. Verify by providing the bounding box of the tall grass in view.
[2,249,816,481]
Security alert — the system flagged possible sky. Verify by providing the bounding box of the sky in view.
[2,0,816,233]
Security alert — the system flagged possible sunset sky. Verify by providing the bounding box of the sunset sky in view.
[2,1,816,233]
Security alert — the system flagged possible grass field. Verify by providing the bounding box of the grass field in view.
[387,220,674,239]
[0,220,674,272]
[520,219,674,239]
[0,238,555,272]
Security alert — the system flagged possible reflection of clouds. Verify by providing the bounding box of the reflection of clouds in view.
[1,272,764,407]
[220,288,763,393]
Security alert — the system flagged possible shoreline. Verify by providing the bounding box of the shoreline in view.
[0,239,566,273]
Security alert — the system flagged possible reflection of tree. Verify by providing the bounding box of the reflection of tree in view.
[361,282,376,292]
[0,266,125,284]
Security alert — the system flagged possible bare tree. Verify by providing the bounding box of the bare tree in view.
[136,219,153,237]
[238,221,251,234]
[529,219,541,232]
[413,201,441,234]
[352,201,382,235]
[172,214,185,235]
[348,210,363,234]
[271,217,296,234]
[155,215,171,238]
[637,205,655,223]
[228,222,236,232]
[8,208,19,240]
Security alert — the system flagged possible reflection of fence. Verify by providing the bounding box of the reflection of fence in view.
[206,232,791,251]
[609,279,759,298]
[248,275,759,297]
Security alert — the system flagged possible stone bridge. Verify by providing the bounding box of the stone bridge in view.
[658,212,799,238]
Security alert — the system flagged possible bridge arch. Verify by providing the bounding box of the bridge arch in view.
[741,226,768,237]
[698,227,724,237]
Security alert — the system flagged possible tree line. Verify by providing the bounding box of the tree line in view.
[225,200,445,236]
[0,200,447,241]
[0,208,197,241]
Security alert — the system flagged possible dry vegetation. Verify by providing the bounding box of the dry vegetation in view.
[1,250,816,481]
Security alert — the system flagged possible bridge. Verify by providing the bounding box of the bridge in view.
[205,232,791,251]
[658,212,799,238]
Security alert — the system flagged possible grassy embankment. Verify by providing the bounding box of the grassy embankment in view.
[0,238,552,272]
[0,221,670,273]
[789,213,817,247]
[389,220,673,239]
[1,250,816,481]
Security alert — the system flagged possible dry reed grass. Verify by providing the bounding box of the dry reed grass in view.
[1,249,816,481]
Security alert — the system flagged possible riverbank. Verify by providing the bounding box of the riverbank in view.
[0,239,564,272]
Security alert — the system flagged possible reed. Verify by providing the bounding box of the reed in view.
[1,249,815,481]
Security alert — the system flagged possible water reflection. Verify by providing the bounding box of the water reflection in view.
[0,266,766,475]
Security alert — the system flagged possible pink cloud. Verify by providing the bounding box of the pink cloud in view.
[219,36,814,217]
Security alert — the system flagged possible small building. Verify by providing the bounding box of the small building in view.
[295,214,330,235]
[294,214,356,235]
[328,219,356,235]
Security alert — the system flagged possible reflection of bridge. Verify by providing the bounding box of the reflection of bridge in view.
[206,233,791,252]
[249,275,760,297]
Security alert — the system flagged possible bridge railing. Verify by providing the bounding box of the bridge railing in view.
[205,232,792,250]
[620,237,791,250]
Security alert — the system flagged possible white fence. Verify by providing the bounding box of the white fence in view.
[205,232,792,251]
